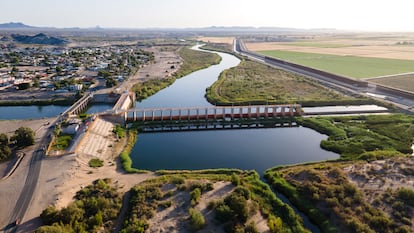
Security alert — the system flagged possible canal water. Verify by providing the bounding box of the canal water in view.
[131,45,339,173]
[0,103,113,120]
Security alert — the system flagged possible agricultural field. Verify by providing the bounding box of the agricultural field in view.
[258,50,414,79]
[206,59,366,106]
[369,73,414,92]
[246,33,414,60]
[246,33,414,79]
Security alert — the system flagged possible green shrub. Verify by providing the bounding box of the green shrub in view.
[397,188,414,206]
[88,158,104,168]
[190,188,201,206]
[189,208,205,231]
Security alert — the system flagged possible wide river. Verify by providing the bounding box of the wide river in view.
[130,45,338,174]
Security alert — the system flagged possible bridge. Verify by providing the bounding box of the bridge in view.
[125,104,302,123]
[61,93,94,117]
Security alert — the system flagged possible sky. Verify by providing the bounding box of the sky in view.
[1,0,414,31]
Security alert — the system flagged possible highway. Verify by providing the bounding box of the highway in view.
[234,39,414,113]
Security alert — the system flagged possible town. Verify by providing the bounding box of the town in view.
[0,40,154,103]
[1,1,414,232]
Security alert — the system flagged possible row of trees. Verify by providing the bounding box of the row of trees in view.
[0,127,35,162]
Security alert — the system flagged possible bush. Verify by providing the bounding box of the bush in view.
[397,188,414,206]
[268,215,283,233]
[189,208,205,231]
[215,204,234,222]
[231,173,241,186]
[11,126,35,147]
[190,188,201,206]
[89,158,104,168]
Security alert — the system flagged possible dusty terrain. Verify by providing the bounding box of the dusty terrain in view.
[197,36,235,44]
[54,117,155,210]
[146,180,270,233]
[0,116,155,232]
[345,157,414,202]
[0,118,53,230]
[0,88,73,102]
[118,46,182,92]
[368,73,414,92]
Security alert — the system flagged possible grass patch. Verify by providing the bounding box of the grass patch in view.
[52,134,72,150]
[206,59,361,106]
[112,124,126,138]
[174,46,221,78]
[298,114,414,160]
[259,50,414,79]
[88,158,104,168]
[118,129,148,173]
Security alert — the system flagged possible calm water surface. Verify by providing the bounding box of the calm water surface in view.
[0,103,113,120]
[131,46,339,173]
[131,127,337,174]
[0,105,68,120]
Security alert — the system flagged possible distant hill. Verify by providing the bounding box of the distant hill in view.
[11,33,67,45]
[0,22,35,29]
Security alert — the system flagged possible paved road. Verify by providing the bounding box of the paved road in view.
[4,134,50,233]
[234,39,414,113]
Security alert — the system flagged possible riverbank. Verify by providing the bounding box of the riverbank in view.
[206,59,370,106]
[132,45,221,101]
[0,98,72,106]
[265,156,414,232]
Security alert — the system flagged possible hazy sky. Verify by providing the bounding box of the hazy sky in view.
[1,0,414,31]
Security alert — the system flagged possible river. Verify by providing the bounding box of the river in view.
[130,45,339,174]
[0,103,113,120]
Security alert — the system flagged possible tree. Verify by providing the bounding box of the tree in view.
[105,77,117,87]
[11,127,35,147]
[0,133,8,146]
[33,78,40,88]
[98,70,111,78]
[56,65,63,73]
[18,82,31,90]
[0,146,11,161]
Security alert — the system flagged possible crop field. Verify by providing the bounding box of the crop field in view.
[258,50,414,79]
[370,73,414,92]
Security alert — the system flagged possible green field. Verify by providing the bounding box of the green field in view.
[259,50,414,79]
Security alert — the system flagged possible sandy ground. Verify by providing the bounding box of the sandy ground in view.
[0,118,53,230]
[197,36,235,44]
[147,181,270,233]
[344,157,414,232]
[0,117,155,232]
[118,46,182,93]
[54,117,155,210]
[0,88,73,101]
[245,42,414,60]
